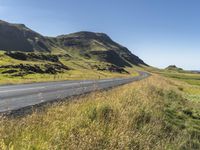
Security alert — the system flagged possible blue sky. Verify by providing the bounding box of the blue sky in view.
[0,0,199,70]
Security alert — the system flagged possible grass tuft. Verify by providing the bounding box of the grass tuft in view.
[0,75,199,149]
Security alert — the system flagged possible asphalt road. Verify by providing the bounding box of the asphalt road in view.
[0,71,150,113]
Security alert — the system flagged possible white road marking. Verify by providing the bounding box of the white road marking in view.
[61,83,80,87]
[0,78,130,95]
[0,87,45,93]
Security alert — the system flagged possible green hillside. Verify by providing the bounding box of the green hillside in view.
[0,20,147,84]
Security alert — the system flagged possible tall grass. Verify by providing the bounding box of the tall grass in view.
[0,75,199,150]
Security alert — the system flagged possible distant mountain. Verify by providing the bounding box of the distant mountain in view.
[0,20,147,67]
[165,65,183,71]
[190,70,200,74]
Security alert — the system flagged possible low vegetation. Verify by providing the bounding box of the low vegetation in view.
[0,20,147,85]
[1,19,199,150]
[148,68,200,102]
[0,74,199,150]
[160,71,200,86]
[0,51,138,85]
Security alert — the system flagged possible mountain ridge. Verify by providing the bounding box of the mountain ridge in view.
[0,20,147,67]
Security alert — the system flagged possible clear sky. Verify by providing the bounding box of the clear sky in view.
[0,0,199,70]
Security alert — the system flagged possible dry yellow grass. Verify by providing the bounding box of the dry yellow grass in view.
[0,75,199,150]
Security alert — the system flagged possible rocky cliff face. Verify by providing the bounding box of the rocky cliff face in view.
[0,20,147,67]
[52,31,147,67]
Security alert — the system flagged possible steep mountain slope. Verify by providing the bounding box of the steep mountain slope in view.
[0,20,146,68]
[0,20,149,84]
[52,31,147,67]
[0,20,52,52]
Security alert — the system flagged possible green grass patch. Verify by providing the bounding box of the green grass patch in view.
[150,69,200,102]
[0,51,139,85]
[0,75,199,149]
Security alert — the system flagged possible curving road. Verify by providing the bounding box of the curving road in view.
[0,71,150,113]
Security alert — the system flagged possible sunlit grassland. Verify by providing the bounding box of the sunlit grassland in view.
[0,69,136,85]
[0,51,139,85]
[0,75,199,150]
[150,68,200,86]
[161,72,200,86]
[150,69,200,102]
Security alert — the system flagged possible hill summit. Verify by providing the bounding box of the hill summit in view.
[0,20,52,52]
[165,65,183,71]
[0,20,147,68]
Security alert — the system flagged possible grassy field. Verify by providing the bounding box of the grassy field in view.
[0,69,137,85]
[145,66,200,86]
[0,51,138,85]
[0,74,199,150]
[157,71,200,86]
[149,69,200,102]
